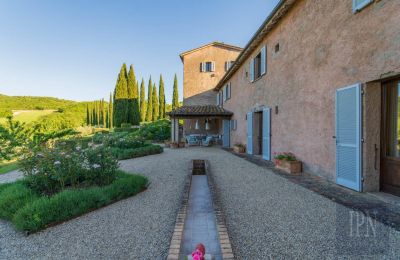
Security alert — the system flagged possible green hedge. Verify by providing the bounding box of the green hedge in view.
[111,144,163,160]
[0,171,148,233]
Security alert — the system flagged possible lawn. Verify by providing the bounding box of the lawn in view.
[0,110,56,124]
[0,161,19,175]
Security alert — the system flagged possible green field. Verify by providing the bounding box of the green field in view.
[0,161,19,175]
[0,110,56,124]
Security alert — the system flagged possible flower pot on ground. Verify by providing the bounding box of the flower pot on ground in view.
[274,152,302,174]
[233,143,246,153]
[178,142,186,148]
[170,142,179,149]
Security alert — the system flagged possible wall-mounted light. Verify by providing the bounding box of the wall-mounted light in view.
[275,105,279,115]
[205,119,210,130]
[195,120,199,130]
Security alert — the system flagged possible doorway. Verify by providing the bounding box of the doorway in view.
[381,78,400,196]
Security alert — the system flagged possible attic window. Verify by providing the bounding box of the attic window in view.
[275,43,280,53]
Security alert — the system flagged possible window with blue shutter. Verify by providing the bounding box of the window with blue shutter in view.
[249,59,255,82]
[261,46,266,76]
[352,0,372,13]
[247,112,253,154]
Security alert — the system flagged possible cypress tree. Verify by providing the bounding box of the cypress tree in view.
[139,79,146,122]
[127,65,140,125]
[152,83,159,121]
[86,104,90,126]
[113,63,129,127]
[102,99,106,127]
[109,93,113,129]
[145,77,153,122]
[159,74,165,119]
[172,74,179,110]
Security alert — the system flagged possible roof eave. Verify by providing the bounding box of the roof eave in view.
[214,0,296,91]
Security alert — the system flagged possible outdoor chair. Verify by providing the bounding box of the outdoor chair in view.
[187,135,199,146]
[201,136,213,147]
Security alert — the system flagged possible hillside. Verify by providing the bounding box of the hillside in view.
[0,93,77,117]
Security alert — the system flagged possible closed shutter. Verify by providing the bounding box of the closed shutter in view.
[249,59,254,82]
[228,83,232,99]
[262,107,271,160]
[223,120,230,148]
[200,62,204,72]
[211,61,215,72]
[261,45,266,76]
[353,0,372,12]
[335,83,362,191]
[222,86,226,102]
[247,112,253,154]
[225,62,228,71]
[216,92,220,106]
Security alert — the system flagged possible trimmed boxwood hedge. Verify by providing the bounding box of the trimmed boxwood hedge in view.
[111,144,163,160]
[0,171,148,233]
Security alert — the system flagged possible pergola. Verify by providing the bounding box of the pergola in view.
[167,105,233,142]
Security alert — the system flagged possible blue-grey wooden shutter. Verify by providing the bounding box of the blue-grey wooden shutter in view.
[216,92,220,106]
[223,119,230,148]
[261,46,267,76]
[353,0,372,13]
[335,83,362,192]
[247,112,253,154]
[262,107,271,160]
[249,59,254,82]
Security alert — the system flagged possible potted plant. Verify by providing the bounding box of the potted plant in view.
[170,142,179,149]
[233,143,246,153]
[273,152,302,174]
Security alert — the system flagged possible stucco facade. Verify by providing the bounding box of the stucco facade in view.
[217,0,400,192]
[181,43,242,106]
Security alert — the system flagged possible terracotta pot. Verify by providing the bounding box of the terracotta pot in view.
[233,145,245,153]
[178,142,186,148]
[275,159,302,174]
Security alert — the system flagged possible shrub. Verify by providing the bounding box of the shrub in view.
[136,119,170,142]
[273,152,297,161]
[12,172,148,233]
[20,143,119,195]
[111,144,163,160]
[0,182,38,220]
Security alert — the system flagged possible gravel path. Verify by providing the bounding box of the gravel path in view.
[0,170,23,184]
[0,148,193,259]
[204,149,400,259]
[2,147,400,259]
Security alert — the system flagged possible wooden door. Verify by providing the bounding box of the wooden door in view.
[381,79,400,196]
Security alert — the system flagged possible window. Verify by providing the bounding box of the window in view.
[249,45,267,82]
[225,61,235,71]
[275,43,280,53]
[217,90,223,106]
[223,83,231,102]
[352,0,372,13]
[200,61,215,72]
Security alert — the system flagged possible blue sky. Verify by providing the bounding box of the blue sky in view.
[0,0,280,102]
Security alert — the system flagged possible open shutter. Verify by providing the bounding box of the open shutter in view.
[261,46,267,75]
[223,120,230,148]
[262,107,271,160]
[211,61,215,72]
[247,112,253,154]
[228,83,231,99]
[249,59,254,82]
[216,92,220,106]
[335,83,362,191]
[353,0,372,13]
[200,62,204,72]
[225,62,228,71]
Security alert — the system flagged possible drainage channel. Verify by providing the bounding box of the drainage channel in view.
[167,160,233,260]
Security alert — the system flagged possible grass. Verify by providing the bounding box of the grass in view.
[0,161,19,175]
[0,171,148,233]
[0,110,56,124]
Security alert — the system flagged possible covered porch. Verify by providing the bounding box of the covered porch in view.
[167,105,233,147]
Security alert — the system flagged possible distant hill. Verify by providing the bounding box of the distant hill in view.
[0,93,93,132]
[0,93,77,117]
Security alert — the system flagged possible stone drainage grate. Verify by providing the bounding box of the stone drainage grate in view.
[167,160,234,260]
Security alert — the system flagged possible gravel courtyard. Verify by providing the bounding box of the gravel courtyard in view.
[1,147,400,259]
[0,149,193,259]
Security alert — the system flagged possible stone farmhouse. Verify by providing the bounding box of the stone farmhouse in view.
[169,0,400,196]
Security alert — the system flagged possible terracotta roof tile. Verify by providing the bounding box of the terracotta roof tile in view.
[167,105,233,118]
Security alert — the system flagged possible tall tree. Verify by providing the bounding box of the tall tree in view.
[113,63,129,127]
[108,93,113,129]
[127,65,140,125]
[139,79,146,122]
[102,99,106,127]
[172,74,179,110]
[86,104,90,126]
[159,74,165,119]
[152,83,159,121]
[145,77,153,122]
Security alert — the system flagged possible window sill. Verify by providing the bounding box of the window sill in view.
[251,73,266,84]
